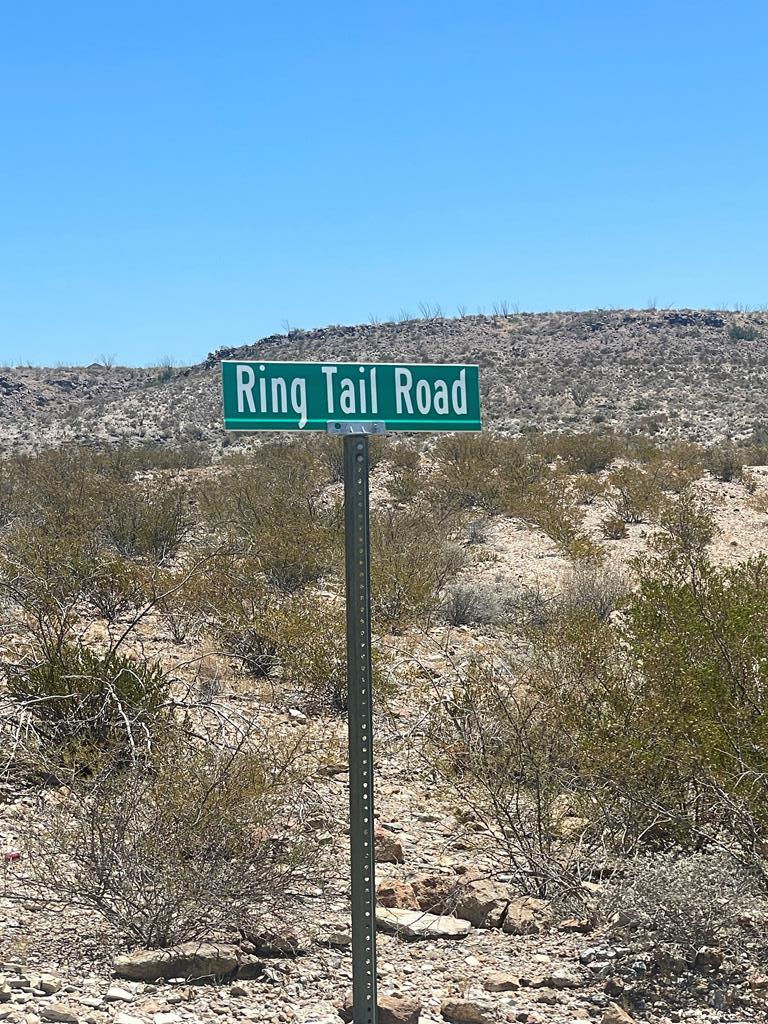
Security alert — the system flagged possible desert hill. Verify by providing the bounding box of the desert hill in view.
[2,308,768,454]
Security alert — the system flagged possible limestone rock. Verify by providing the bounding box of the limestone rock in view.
[376,907,471,940]
[483,972,520,992]
[339,991,422,1024]
[40,1006,78,1024]
[601,1005,636,1024]
[105,987,133,1003]
[376,881,419,910]
[453,879,510,929]
[501,897,551,935]
[441,999,497,1024]
[38,977,62,997]
[113,942,240,981]
[374,826,405,864]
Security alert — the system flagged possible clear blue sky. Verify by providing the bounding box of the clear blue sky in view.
[1,1,766,367]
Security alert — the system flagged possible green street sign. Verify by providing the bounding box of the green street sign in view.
[221,359,481,432]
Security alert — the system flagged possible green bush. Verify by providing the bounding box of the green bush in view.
[370,506,466,629]
[102,484,191,563]
[705,444,744,482]
[729,324,759,342]
[6,644,171,760]
[541,432,623,474]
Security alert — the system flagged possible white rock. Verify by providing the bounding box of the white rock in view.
[375,907,472,939]
[105,987,134,1003]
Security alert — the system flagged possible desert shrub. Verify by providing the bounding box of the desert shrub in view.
[431,537,768,891]
[604,465,664,523]
[276,596,389,712]
[219,624,279,676]
[571,473,606,505]
[556,564,628,622]
[601,514,628,539]
[148,567,209,644]
[729,324,759,342]
[653,491,718,561]
[441,582,504,626]
[430,434,504,512]
[370,506,466,630]
[102,484,191,563]
[6,643,170,761]
[386,443,426,503]
[496,441,548,512]
[199,447,342,592]
[542,432,623,475]
[602,851,768,963]
[511,473,603,560]
[705,444,744,483]
[84,557,147,623]
[26,736,324,946]
[425,655,610,900]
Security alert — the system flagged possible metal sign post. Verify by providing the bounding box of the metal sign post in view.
[343,431,378,1024]
[220,358,482,1023]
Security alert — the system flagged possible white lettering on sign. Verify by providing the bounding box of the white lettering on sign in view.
[232,362,469,427]
[236,365,257,413]
[237,363,308,428]
[395,367,465,417]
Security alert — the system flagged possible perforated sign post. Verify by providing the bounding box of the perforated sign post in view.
[221,360,481,1024]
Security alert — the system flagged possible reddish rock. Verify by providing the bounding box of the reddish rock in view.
[410,873,458,914]
[376,880,420,910]
[375,825,406,864]
[340,991,421,1023]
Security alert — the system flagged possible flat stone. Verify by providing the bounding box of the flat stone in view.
[105,988,134,1003]
[153,1014,181,1024]
[483,972,521,992]
[113,943,240,982]
[39,978,62,997]
[376,907,471,940]
[40,1005,78,1024]
[113,1015,145,1024]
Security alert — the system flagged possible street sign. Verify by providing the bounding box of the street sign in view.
[221,359,481,432]
[220,357,482,1024]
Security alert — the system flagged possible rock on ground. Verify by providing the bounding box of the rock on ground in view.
[113,942,241,981]
[375,907,471,940]
[339,991,422,1024]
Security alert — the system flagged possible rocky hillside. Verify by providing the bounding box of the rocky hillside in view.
[2,309,768,454]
